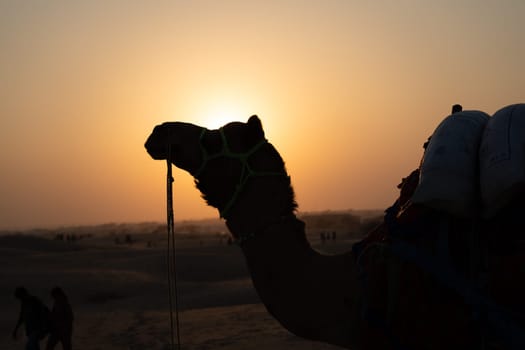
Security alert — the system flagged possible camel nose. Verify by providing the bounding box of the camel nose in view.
[144,121,203,166]
[145,125,171,160]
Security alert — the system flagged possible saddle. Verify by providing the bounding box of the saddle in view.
[353,169,525,350]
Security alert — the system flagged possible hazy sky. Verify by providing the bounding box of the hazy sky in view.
[1,0,524,229]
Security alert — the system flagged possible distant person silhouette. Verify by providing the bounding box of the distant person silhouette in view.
[45,287,74,350]
[12,287,50,350]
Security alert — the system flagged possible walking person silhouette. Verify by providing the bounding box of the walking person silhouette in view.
[45,287,74,350]
[12,287,50,350]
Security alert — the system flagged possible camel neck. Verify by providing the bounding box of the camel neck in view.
[228,212,358,349]
[226,213,303,246]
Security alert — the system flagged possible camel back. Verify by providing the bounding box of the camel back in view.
[353,104,525,348]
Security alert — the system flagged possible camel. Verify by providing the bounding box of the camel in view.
[145,115,525,349]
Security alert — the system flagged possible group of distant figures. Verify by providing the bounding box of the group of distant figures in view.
[114,234,135,245]
[54,233,90,243]
[12,286,73,350]
[319,231,337,244]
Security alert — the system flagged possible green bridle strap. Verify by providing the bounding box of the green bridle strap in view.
[195,127,288,219]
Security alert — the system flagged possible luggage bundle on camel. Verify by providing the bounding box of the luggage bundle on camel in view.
[413,103,525,219]
[355,103,525,349]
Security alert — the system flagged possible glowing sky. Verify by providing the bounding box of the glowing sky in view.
[1,0,524,229]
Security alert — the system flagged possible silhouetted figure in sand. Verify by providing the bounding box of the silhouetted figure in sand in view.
[12,287,50,350]
[45,287,73,350]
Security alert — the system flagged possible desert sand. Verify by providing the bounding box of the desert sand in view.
[1,215,373,350]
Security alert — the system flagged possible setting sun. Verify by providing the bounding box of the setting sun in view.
[195,98,253,129]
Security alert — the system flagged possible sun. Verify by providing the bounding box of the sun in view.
[172,87,268,130]
[197,100,253,129]
[202,109,242,129]
[179,88,259,129]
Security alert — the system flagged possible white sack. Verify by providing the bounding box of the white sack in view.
[480,103,525,218]
[412,110,489,217]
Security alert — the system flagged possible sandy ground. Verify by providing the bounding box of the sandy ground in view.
[0,232,352,350]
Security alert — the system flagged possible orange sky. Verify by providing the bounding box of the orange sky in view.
[1,1,524,229]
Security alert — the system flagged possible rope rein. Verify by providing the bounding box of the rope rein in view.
[166,146,182,350]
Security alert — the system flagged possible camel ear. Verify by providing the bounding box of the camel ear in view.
[247,115,265,139]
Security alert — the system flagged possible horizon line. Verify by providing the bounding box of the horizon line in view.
[0,208,385,233]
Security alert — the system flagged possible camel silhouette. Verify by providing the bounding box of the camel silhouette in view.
[145,114,525,349]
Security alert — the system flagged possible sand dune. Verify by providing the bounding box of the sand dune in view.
[1,231,350,349]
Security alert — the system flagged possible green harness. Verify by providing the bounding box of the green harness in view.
[195,127,289,219]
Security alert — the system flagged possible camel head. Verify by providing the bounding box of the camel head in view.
[145,115,296,219]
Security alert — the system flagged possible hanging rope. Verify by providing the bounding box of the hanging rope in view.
[166,146,182,350]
